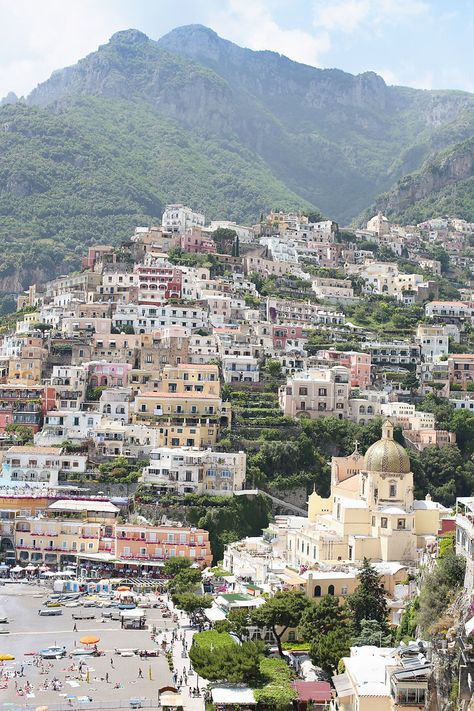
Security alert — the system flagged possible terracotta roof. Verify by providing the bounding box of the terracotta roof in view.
[292,681,332,702]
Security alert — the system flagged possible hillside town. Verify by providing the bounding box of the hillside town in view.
[1,204,474,709]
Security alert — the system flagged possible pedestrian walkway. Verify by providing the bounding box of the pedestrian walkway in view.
[158,597,206,711]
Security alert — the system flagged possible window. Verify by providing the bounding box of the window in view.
[314,585,321,597]
[389,482,397,497]
[299,387,308,396]
[381,517,388,528]
[318,388,327,396]
[397,519,406,529]
[328,585,335,596]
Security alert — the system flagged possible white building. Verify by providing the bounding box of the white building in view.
[136,304,208,333]
[34,410,102,446]
[162,204,205,233]
[141,447,246,495]
[99,388,132,423]
[188,334,219,364]
[222,355,260,383]
[1,446,87,488]
[209,221,255,243]
[415,324,450,362]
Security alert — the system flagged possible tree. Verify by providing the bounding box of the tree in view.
[298,595,348,642]
[189,635,262,684]
[168,567,202,595]
[5,423,34,445]
[251,590,310,657]
[309,628,351,675]
[172,592,212,616]
[353,619,392,647]
[163,557,192,577]
[265,359,283,379]
[225,608,252,641]
[401,371,420,394]
[347,559,388,635]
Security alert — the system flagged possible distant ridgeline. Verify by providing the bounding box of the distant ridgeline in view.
[1,24,474,289]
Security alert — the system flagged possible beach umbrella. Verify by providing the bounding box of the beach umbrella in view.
[79,635,100,646]
[11,566,23,573]
[0,655,15,661]
[116,585,130,592]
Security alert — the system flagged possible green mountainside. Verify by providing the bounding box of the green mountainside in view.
[361,137,474,224]
[2,25,474,289]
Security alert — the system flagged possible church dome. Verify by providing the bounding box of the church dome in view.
[364,421,410,474]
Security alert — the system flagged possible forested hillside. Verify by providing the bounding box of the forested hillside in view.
[2,25,474,289]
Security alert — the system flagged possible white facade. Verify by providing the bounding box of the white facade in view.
[141,447,246,495]
[1,446,87,488]
[35,410,102,445]
[162,204,205,233]
[136,304,208,333]
[415,324,450,362]
[222,355,260,383]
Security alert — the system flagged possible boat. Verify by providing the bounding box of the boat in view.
[118,603,136,610]
[40,646,66,659]
[45,601,61,608]
[0,617,8,624]
[71,648,103,657]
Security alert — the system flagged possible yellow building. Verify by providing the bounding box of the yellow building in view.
[134,363,231,445]
[288,422,446,568]
[8,338,46,384]
[14,499,118,567]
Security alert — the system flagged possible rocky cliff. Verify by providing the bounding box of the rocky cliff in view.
[365,138,474,224]
[2,25,474,289]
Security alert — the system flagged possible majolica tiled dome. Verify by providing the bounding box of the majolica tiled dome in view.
[364,421,410,474]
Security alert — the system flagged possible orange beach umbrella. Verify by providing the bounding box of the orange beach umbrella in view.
[79,635,100,646]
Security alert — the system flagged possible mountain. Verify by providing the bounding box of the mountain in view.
[361,138,474,225]
[2,24,474,289]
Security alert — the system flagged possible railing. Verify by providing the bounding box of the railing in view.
[14,698,159,710]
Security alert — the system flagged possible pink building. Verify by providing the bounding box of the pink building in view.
[317,350,371,388]
[86,362,132,388]
[136,265,182,305]
[115,524,212,567]
[403,428,456,452]
[272,325,305,351]
[179,228,216,254]
[81,245,114,271]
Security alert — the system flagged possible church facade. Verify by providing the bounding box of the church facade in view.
[287,421,447,568]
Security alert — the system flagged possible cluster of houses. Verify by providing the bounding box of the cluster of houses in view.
[2,203,474,705]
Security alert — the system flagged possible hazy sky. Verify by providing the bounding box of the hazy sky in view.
[1,0,473,99]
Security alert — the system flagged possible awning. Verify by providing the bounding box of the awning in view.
[160,693,184,707]
[204,606,226,622]
[120,608,145,618]
[211,687,256,705]
[332,672,353,698]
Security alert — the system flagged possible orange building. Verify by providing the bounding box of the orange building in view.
[115,523,212,567]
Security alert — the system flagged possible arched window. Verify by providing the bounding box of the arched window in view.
[314,585,321,597]
[328,585,335,596]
